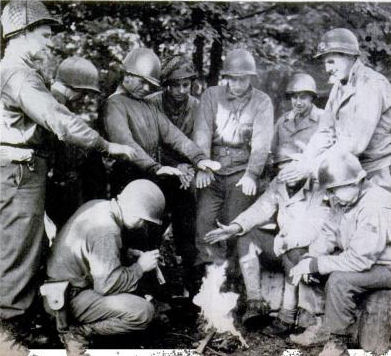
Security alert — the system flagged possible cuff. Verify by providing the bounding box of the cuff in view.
[132,262,145,279]
[243,170,259,181]
[148,162,163,175]
[95,136,110,154]
[309,258,319,273]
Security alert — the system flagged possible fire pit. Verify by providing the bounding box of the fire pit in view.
[193,262,249,354]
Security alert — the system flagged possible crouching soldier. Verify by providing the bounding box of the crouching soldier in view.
[205,147,330,328]
[46,180,165,354]
[273,73,323,164]
[289,150,391,356]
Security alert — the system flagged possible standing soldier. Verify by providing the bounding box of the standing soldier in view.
[193,49,274,269]
[0,1,134,354]
[273,73,323,164]
[147,55,199,296]
[279,28,391,191]
[102,48,221,196]
[47,56,107,228]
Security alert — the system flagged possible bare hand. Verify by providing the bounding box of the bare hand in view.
[236,174,257,196]
[277,160,310,185]
[156,166,184,177]
[107,142,136,161]
[137,249,160,273]
[289,258,312,286]
[177,163,195,190]
[197,159,221,172]
[204,221,242,244]
[195,170,215,189]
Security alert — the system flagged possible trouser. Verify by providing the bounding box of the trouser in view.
[195,171,258,265]
[70,289,154,334]
[324,265,391,335]
[0,157,47,320]
[367,165,391,192]
[238,228,323,315]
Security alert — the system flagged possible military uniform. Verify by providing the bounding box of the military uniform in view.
[306,59,391,189]
[47,199,154,333]
[0,54,110,320]
[193,85,274,264]
[102,86,207,195]
[308,182,391,335]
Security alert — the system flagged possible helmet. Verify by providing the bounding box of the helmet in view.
[56,57,101,93]
[1,0,60,39]
[161,55,197,84]
[315,28,360,58]
[122,48,161,87]
[318,150,366,189]
[286,73,317,96]
[117,179,165,225]
[221,49,257,76]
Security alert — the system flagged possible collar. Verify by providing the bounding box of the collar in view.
[284,178,313,204]
[110,198,124,230]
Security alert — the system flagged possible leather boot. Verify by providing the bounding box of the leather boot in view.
[60,326,90,356]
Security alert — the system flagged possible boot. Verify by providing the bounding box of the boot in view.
[60,326,90,356]
[262,318,294,337]
[319,335,350,356]
[289,317,329,346]
[0,321,30,356]
[242,299,270,327]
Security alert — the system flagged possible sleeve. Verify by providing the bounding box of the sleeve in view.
[16,71,108,151]
[245,95,274,178]
[87,230,144,295]
[308,214,340,257]
[332,81,383,155]
[192,89,215,157]
[155,106,207,165]
[316,209,388,275]
[232,179,279,233]
[102,97,162,173]
[271,116,283,163]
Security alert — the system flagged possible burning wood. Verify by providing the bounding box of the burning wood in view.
[193,262,249,352]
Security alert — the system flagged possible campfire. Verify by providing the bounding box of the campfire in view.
[193,262,249,354]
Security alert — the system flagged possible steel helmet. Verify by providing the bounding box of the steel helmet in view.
[161,55,197,84]
[55,57,101,93]
[318,149,366,189]
[117,179,165,225]
[122,48,161,87]
[315,28,360,58]
[221,49,257,76]
[286,73,317,96]
[1,0,60,39]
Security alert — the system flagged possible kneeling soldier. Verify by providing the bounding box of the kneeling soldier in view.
[46,180,165,354]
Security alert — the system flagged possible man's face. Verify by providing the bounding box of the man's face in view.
[323,53,355,84]
[290,92,313,115]
[327,183,360,210]
[166,78,191,103]
[25,25,53,60]
[123,74,154,99]
[226,75,251,96]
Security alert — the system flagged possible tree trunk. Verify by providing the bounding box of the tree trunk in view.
[207,36,223,87]
[359,289,391,355]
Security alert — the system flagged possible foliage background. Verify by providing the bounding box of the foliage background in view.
[3,1,391,116]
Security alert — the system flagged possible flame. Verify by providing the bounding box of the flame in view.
[193,262,248,348]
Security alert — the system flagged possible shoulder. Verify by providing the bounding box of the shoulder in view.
[356,64,390,90]
[251,88,273,105]
[1,64,44,94]
[145,91,163,106]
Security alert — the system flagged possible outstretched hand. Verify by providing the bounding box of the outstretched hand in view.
[107,142,137,161]
[236,174,257,196]
[197,159,221,172]
[156,166,184,177]
[195,170,215,189]
[204,221,242,244]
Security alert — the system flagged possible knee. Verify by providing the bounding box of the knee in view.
[237,235,252,258]
[325,272,351,296]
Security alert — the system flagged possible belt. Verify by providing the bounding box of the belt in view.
[212,145,249,157]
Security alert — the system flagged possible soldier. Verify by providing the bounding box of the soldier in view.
[46,180,166,355]
[273,73,323,164]
[279,28,391,191]
[0,1,134,353]
[204,147,329,328]
[289,150,391,356]
[102,47,221,197]
[192,48,274,269]
[47,56,107,228]
[147,55,199,295]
